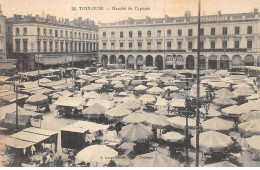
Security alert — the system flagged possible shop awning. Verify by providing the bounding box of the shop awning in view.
[0,136,34,149]
[3,113,31,126]
[0,91,28,102]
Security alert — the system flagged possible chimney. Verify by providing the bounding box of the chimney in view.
[254,8,258,13]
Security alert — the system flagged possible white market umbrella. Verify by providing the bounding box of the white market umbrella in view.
[161,132,185,143]
[134,85,148,91]
[247,135,260,154]
[147,87,164,95]
[118,123,153,142]
[214,88,231,95]
[213,97,237,106]
[163,86,179,92]
[76,145,118,166]
[82,103,107,118]
[96,79,108,84]
[215,90,235,99]
[139,94,156,104]
[113,83,124,88]
[167,116,196,129]
[83,91,99,99]
[118,92,128,97]
[221,105,248,117]
[147,82,158,86]
[246,94,259,100]
[239,111,260,122]
[233,85,255,97]
[26,94,49,105]
[144,114,170,129]
[111,80,122,85]
[120,101,141,112]
[190,84,206,98]
[105,105,132,120]
[81,83,101,91]
[118,142,136,151]
[238,120,260,136]
[199,104,222,117]
[239,100,260,112]
[201,117,234,131]
[122,112,149,124]
[131,151,179,167]
[191,131,234,152]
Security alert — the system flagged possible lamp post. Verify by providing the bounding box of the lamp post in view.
[196,0,201,167]
[62,58,68,83]
[165,88,172,114]
[12,73,21,131]
[177,80,194,167]
[202,86,211,120]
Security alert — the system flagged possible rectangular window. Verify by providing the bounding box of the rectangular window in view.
[83,33,85,39]
[83,43,85,52]
[103,32,106,38]
[247,26,252,34]
[74,42,77,52]
[49,29,52,36]
[86,33,88,39]
[235,27,240,34]
[90,43,92,51]
[157,42,161,49]
[222,27,227,35]
[147,30,151,37]
[15,39,20,52]
[188,41,192,51]
[211,41,215,49]
[60,30,63,38]
[43,29,46,36]
[55,30,58,37]
[178,29,182,36]
[79,33,81,39]
[177,41,182,50]
[55,41,58,52]
[79,42,81,52]
[222,40,227,49]
[44,41,47,52]
[138,31,142,37]
[23,39,28,52]
[129,42,133,49]
[111,42,115,49]
[167,42,171,49]
[120,42,124,49]
[234,40,240,48]
[90,34,92,40]
[70,42,73,52]
[138,42,142,49]
[49,41,53,52]
[200,41,204,49]
[60,42,64,52]
[211,28,215,35]
[74,32,77,39]
[16,28,20,36]
[66,42,68,52]
[103,42,106,50]
[247,40,252,49]
[93,34,96,40]
[157,30,161,37]
[66,31,68,38]
[147,42,151,50]
[188,29,193,36]
[23,28,27,35]
[167,30,171,37]
[111,32,115,38]
[70,31,73,38]
[200,28,204,35]
[120,32,124,38]
[37,40,41,52]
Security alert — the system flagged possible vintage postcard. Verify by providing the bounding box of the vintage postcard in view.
[0,0,260,167]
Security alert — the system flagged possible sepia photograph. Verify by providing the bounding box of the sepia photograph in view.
[0,0,260,167]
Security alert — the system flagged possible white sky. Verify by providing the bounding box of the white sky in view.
[0,0,260,24]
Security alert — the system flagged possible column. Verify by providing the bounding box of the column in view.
[183,57,186,69]
[217,59,220,70]
[206,58,209,70]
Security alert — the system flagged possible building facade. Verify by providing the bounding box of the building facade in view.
[7,14,98,71]
[98,9,260,70]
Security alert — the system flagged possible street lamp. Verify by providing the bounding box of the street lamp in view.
[165,88,172,114]
[202,86,211,120]
[12,73,21,131]
[62,58,68,83]
[177,81,194,167]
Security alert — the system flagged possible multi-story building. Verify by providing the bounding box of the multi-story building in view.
[0,5,16,74]
[6,14,98,71]
[99,9,260,70]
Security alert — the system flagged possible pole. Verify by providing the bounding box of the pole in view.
[196,0,201,167]
[15,85,18,130]
[185,113,189,167]
[37,24,40,86]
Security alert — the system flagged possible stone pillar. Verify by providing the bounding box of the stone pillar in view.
[217,60,220,70]
[183,58,186,69]
[163,57,166,69]
[206,58,209,70]
[194,57,197,70]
